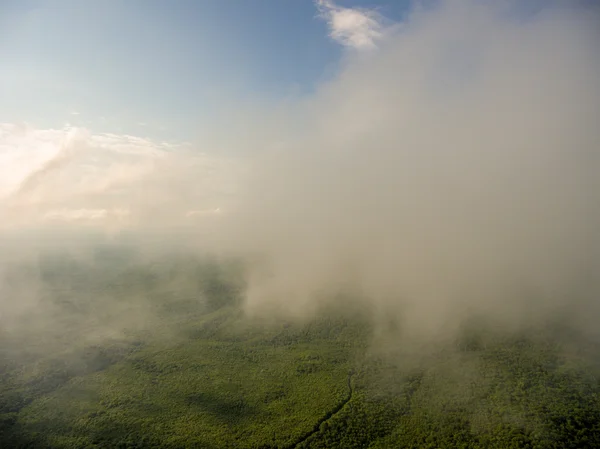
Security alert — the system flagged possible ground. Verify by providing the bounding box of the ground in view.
[1,251,599,448]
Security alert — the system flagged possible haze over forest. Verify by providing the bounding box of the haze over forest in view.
[1,1,599,447]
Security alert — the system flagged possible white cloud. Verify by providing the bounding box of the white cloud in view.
[43,208,130,222]
[0,123,241,230]
[315,0,389,50]
[185,207,222,218]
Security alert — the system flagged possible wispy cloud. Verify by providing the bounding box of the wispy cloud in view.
[0,123,241,230]
[43,207,131,223]
[315,0,389,50]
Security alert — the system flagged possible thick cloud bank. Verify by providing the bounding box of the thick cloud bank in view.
[220,1,600,338]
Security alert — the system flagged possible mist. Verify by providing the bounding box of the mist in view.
[1,0,600,347]
[220,0,600,339]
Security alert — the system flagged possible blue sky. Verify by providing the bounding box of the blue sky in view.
[0,0,413,141]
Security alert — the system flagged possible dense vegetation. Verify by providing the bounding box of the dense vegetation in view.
[1,247,599,448]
